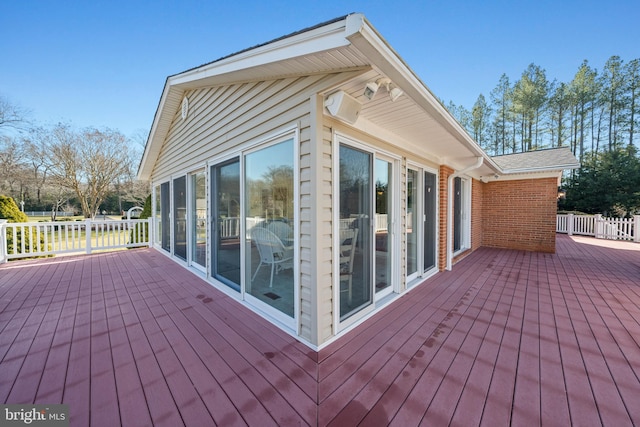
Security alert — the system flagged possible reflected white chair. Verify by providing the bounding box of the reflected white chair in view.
[266,220,293,244]
[339,228,359,304]
[251,227,294,288]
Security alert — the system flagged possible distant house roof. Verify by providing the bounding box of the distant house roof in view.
[492,147,580,173]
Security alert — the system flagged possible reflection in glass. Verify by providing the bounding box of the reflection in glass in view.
[245,140,295,317]
[454,177,462,252]
[375,159,392,294]
[406,169,418,277]
[173,176,187,260]
[339,145,372,321]
[190,171,206,268]
[212,158,241,290]
[424,172,437,271]
[160,182,170,252]
[154,184,161,246]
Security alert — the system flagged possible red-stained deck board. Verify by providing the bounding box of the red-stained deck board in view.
[105,300,153,427]
[2,235,640,427]
[146,256,318,387]
[449,268,520,426]
[511,254,542,426]
[318,246,497,407]
[6,294,65,404]
[121,259,292,426]
[137,289,272,426]
[423,269,505,425]
[390,265,497,426]
[536,262,571,425]
[321,247,501,426]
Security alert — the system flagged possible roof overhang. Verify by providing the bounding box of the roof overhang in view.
[137,14,578,182]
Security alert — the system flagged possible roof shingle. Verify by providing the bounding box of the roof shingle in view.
[492,147,580,172]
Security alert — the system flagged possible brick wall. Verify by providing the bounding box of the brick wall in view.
[438,165,454,271]
[471,179,484,251]
[481,177,558,253]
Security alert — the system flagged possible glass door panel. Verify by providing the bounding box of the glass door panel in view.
[173,177,187,260]
[424,171,437,271]
[453,177,462,252]
[339,145,372,321]
[245,140,295,318]
[375,158,392,296]
[406,169,419,278]
[159,182,170,252]
[190,171,206,269]
[211,158,241,290]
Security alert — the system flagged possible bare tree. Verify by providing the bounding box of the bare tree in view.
[0,95,30,132]
[0,136,28,200]
[46,124,133,218]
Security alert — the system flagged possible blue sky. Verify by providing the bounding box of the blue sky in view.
[1,0,639,141]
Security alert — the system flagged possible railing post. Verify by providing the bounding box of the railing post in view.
[0,219,7,264]
[634,215,640,243]
[594,214,603,239]
[85,218,92,254]
[147,217,153,248]
[567,213,574,236]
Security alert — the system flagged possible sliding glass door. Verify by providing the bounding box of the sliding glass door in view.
[245,140,295,318]
[211,158,241,290]
[159,182,171,252]
[406,166,437,283]
[423,171,437,271]
[173,176,187,260]
[339,144,373,321]
[190,170,207,270]
[375,158,393,299]
[453,177,462,252]
[406,169,419,279]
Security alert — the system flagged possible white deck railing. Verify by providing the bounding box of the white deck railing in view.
[557,214,639,242]
[0,218,152,262]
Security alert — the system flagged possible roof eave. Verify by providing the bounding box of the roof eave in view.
[137,15,357,181]
[500,163,581,175]
[343,15,502,174]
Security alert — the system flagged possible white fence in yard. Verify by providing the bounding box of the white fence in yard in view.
[0,218,151,262]
[557,214,639,242]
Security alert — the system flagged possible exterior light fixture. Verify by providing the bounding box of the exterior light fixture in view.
[363,81,379,100]
[363,78,402,102]
[389,86,403,102]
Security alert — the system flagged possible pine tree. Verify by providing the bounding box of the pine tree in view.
[624,58,640,148]
[600,56,626,150]
[490,74,512,154]
[570,60,598,161]
[471,94,492,152]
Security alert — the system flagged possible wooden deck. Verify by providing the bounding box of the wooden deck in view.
[1,234,639,426]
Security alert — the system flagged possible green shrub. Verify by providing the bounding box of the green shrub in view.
[0,195,28,222]
[1,195,44,256]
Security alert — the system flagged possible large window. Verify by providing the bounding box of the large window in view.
[190,170,206,269]
[338,144,373,321]
[423,171,437,270]
[453,176,470,253]
[406,169,418,277]
[245,139,295,318]
[375,158,393,298]
[173,176,187,260]
[211,158,241,290]
[160,182,170,252]
[406,167,437,283]
[154,184,162,247]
